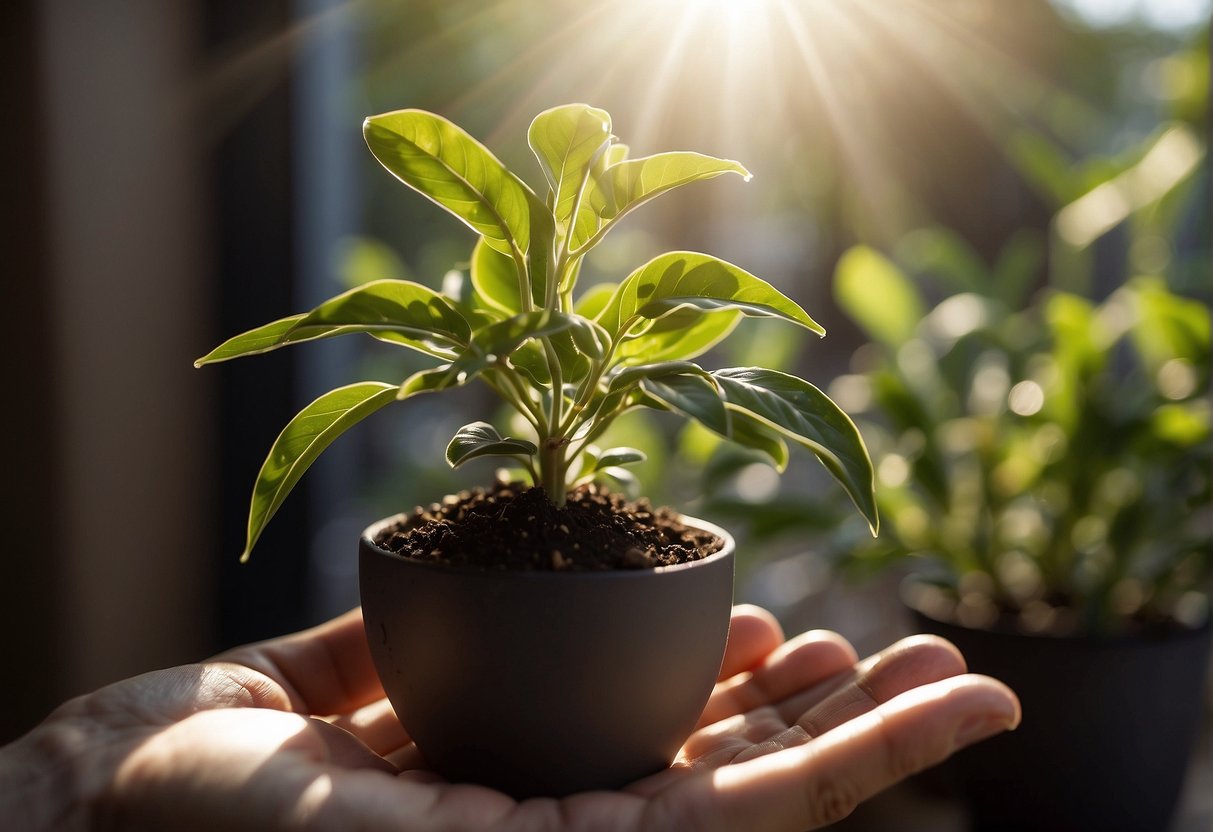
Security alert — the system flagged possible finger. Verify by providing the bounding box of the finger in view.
[655,674,1020,832]
[718,640,965,771]
[326,698,411,757]
[698,630,857,729]
[212,608,385,717]
[718,605,785,681]
[306,716,399,775]
[701,636,965,764]
[780,635,966,735]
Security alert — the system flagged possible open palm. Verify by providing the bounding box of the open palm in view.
[31,607,1017,831]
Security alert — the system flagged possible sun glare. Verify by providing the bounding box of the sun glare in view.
[340,0,1184,247]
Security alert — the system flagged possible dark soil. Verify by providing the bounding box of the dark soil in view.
[376,482,723,571]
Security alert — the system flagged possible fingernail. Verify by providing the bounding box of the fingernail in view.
[953,715,1014,750]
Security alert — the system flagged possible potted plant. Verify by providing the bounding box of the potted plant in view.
[828,228,1210,831]
[197,103,878,796]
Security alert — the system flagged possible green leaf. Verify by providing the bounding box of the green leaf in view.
[454,310,579,379]
[574,283,618,319]
[511,314,609,387]
[614,307,741,364]
[567,314,610,360]
[196,315,308,366]
[398,365,462,399]
[571,444,649,484]
[241,383,399,562]
[609,360,710,392]
[634,369,730,437]
[597,465,639,496]
[571,146,626,250]
[572,152,749,251]
[595,446,647,469]
[290,280,471,350]
[446,421,537,469]
[470,237,523,314]
[441,268,507,329]
[509,337,570,390]
[724,407,791,471]
[602,152,750,220]
[363,110,538,257]
[834,246,923,348]
[713,368,878,533]
[528,104,613,232]
[597,252,823,341]
[195,281,472,365]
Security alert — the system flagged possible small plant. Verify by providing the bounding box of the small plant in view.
[198,103,877,562]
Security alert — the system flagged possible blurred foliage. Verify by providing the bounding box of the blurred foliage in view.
[826,211,1209,635]
[834,247,1213,640]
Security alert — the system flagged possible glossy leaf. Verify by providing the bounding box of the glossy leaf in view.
[398,365,463,399]
[528,104,612,231]
[598,465,639,495]
[724,407,791,471]
[614,307,741,364]
[574,283,618,319]
[594,446,647,469]
[635,370,730,437]
[512,313,609,387]
[597,252,823,340]
[196,281,471,365]
[446,421,537,469]
[363,109,536,257]
[290,280,471,348]
[568,314,610,359]
[512,332,582,387]
[571,143,628,248]
[609,360,708,392]
[713,368,878,533]
[196,315,308,366]
[241,383,399,562]
[454,310,579,378]
[572,152,749,250]
[470,237,523,314]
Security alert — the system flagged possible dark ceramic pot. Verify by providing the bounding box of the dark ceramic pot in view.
[359,512,735,797]
[908,603,1212,832]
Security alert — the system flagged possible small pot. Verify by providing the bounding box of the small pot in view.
[907,600,1212,832]
[359,512,735,797]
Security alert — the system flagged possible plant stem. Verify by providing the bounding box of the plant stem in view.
[490,366,548,435]
[540,439,567,506]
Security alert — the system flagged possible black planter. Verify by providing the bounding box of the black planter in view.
[909,605,1212,832]
[360,512,735,797]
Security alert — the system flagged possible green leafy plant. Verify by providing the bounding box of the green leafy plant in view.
[830,238,1210,635]
[197,104,877,561]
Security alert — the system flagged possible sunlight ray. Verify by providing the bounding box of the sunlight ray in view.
[779,0,911,241]
[193,0,356,145]
[447,1,615,143]
[899,0,1107,142]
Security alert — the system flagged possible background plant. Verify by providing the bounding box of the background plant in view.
[827,221,1209,635]
[198,103,877,562]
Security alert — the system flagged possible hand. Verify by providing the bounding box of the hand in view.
[1,606,1019,831]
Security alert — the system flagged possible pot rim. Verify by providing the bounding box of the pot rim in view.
[901,575,1213,644]
[361,510,734,580]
